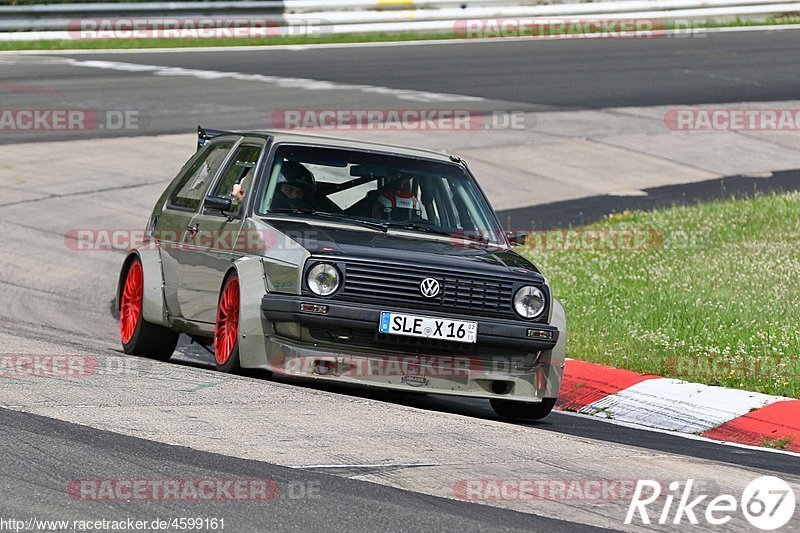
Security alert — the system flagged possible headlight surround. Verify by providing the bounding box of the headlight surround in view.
[307,263,341,296]
[513,285,546,319]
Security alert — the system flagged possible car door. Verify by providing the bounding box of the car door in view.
[158,139,236,321]
[177,139,265,326]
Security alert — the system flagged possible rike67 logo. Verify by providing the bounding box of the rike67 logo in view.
[626,476,796,530]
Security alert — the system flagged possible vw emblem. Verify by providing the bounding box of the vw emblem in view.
[420,278,440,298]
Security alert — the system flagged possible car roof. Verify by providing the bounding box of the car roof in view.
[230,130,458,163]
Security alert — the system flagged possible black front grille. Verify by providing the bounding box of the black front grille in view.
[338,260,520,319]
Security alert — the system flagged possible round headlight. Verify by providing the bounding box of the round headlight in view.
[513,286,546,319]
[307,263,340,296]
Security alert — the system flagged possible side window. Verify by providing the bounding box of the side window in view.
[167,142,233,211]
[209,144,262,215]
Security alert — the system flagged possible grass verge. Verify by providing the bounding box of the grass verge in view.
[0,16,798,51]
[520,192,800,398]
[0,31,452,51]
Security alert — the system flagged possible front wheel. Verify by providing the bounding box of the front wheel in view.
[119,258,179,360]
[213,273,241,373]
[490,397,557,420]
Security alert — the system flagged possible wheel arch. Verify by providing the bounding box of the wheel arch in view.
[117,246,170,328]
[225,257,271,369]
[540,296,567,399]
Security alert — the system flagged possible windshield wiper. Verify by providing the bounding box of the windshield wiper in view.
[386,223,495,242]
[391,224,503,248]
[456,232,505,248]
[267,208,388,232]
[383,222,454,238]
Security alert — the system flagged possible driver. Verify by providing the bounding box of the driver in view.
[373,181,422,221]
[271,161,315,209]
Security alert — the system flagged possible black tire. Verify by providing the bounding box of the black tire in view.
[120,259,178,361]
[216,343,242,374]
[490,397,557,420]
[213,273,242,374]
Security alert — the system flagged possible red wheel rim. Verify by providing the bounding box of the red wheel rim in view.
[120,260,143,345]
[214,276,240,366]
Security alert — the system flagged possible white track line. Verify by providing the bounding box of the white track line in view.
[287,462,446,469]
[58,57,484,103]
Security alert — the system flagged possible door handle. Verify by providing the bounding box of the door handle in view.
[186,223,199,238]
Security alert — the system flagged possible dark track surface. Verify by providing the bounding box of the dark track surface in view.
[58,28,800,109]
[2,28,799,144]
[497,168,800,229]
[264,375,800,478]
[0,408,603,533]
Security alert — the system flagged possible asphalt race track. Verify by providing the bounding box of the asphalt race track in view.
[1,27,799,532]
[1,28,800,144]
[1,409,597,533]
[64,29,800,107]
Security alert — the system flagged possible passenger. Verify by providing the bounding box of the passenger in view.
[373,182,422,221]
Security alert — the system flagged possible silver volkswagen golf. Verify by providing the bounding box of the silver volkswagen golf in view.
[117,127,567,420]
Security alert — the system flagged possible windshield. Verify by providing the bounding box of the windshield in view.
[255,144,505,244]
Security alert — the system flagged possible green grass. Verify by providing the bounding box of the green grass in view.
[762,436,795,450]
[1,16,798,51]
[520,192,800,398]
[0,31,453,51]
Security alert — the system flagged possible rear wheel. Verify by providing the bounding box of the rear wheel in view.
[120,258,178,360]
[490,397,557,420]
[214,273,241,373]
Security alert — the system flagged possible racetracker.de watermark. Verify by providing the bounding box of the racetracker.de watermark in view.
[0,354,136,378]
[275,353,559,396]
[0,109,139,131]
[663,354,799,381]
[270,109,529,130]
[453,478,647,502]
[664,108,800,131]
[66,228,663,252]
[67,479,320,501]
[453,18,707,39]
[0,355,95,378]
[524,228,663,251]
[64,228,305,253]
[273,353,547,382]
[67,18,325,39]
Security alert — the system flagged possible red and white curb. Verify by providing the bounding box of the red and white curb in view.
[556,359,800,452]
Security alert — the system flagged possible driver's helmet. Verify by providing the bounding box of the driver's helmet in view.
[271,161,315,209]
[373,189,422,221]
[278,161,315,195]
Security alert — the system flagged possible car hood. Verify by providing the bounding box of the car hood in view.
[260,217,543,280]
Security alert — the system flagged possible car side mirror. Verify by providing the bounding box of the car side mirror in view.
[205,195,233,212]
[506,231,527,247]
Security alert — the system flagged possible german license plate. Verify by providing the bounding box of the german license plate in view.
[379,311,477,344]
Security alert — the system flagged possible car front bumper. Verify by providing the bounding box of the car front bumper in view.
[261,294,559,352]
[257,294,562,402]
